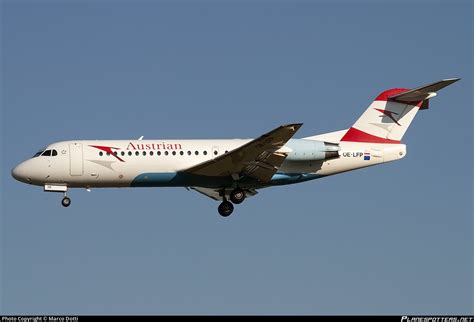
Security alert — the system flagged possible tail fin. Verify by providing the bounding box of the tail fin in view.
[340,78,460,144]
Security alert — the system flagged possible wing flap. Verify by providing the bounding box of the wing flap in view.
[242,152,287,182]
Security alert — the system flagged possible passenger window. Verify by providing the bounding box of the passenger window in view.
[203,151,207,155]
[143,151,147,156]
[52,150,58,156]
[135,151,139,156]
[157,151,161,156]
[180,151,184,156]
[99,152,104,156]
[121,151,125,156]
[195,151,199,155]
[214,150,218,155]
[42,150,52,156]
[150,151,154,156]
[187,151,191,155]
[164,151,169,156]
[172,151,176,156]
[128,151,132,156]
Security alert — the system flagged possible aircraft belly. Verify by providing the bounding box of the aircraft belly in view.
[279,160,324,174]
[130,172,234,188]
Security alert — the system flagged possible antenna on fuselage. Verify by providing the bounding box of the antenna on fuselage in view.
[138,136,144,140]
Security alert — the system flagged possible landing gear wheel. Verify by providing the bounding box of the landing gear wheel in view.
[218,200,234,217]
[230,188,246,204]
[61,196,71,208]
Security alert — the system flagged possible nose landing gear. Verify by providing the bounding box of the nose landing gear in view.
[61,194,71,207]
[44,184,71,208]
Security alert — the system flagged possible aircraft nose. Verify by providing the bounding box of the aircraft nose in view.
[11,162,30,183]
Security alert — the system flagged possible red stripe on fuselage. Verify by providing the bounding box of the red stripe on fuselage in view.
[89,145,125,162]
[340,127,400,144]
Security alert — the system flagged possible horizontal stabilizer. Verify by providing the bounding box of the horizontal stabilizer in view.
[389,78,460,103]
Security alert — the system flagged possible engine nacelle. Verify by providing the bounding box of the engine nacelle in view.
[283,139,340,162]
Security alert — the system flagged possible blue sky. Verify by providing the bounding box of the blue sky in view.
[1,0,472,315]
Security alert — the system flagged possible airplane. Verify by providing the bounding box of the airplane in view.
[11,78,459,217]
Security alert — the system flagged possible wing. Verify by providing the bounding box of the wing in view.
[180,123,303,183]
[189,187,258,201]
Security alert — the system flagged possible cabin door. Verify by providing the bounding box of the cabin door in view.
[69,143,84,176]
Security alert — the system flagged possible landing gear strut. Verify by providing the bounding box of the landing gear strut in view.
[218,200,234,217]
[61,194,71,207]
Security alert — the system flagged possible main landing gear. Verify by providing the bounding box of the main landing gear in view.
[218,200,234,217]
[217,188,246,217]
[230,188,246,204]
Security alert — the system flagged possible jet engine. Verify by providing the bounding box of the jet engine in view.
[283,139,340,162]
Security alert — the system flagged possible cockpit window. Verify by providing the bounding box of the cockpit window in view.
[33,151,44,158]
[32,146,48,158]
[34,149,58,157]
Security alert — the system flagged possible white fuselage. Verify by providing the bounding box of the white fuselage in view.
[12,138,406,189]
